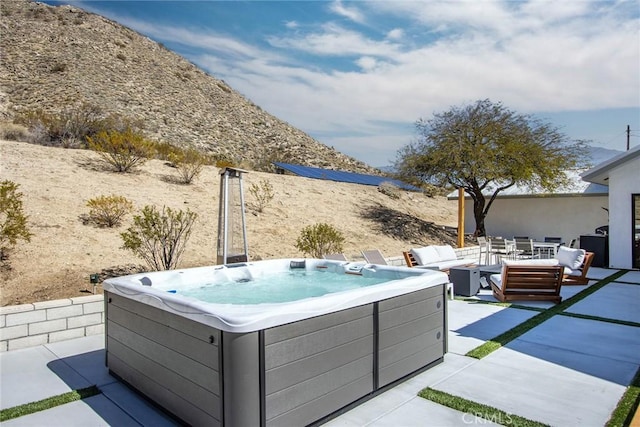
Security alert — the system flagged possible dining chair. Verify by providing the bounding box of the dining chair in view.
[514,238,539,260]
[477,236,490,264]
[544,237,563,244]
[488,237,511,263]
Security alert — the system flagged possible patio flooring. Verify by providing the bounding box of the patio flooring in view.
[1,267,639,426]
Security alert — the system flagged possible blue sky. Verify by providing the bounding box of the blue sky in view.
[46,0,640,167]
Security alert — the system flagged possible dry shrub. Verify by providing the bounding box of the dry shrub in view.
[295,223,345,258]
[168,147,206,184]
[0,122,30,142]
[378,181,401,199]
[0,180,32,262]
[87,128,155,172]
[86,195,133,227]
[249,179,275,213]
[121,205,197,271]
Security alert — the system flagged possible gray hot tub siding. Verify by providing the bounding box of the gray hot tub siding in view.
[105,284,446,426]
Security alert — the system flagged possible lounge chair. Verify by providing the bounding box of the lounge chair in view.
[555,248,594,285]
[489,259,564,304]
[323,253,348,261]
[361,249,387,265]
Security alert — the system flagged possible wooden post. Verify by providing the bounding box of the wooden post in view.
[457,187,465,248]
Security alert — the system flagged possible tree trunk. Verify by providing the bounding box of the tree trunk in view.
[471,193,487,237]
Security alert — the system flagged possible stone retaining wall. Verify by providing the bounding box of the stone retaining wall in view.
[0,295,105,352]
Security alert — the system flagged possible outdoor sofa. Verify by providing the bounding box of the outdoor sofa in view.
[403,245,477,271]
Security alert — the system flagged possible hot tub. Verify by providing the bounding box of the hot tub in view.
[103,259,449,426]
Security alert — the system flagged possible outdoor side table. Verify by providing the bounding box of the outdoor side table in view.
[449,266,480,296]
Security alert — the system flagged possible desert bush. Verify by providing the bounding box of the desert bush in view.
[16,103,107,148]
[0,122,30,142]
[152,141,181,161]
[86,195,133,227]
[422,183,446,198]
[295,223,345,258]
[87,128,155,172]
[121,205,197,271]
[211,153,236,169]
[168,147,206,184]
[0,181,32,261]
[50,62,67,73]
[249,179,274,213]
[378,181,401,199]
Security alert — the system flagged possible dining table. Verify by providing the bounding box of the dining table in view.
[532,241,561,258]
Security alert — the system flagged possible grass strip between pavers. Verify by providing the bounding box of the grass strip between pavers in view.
[465,269,629,359]
[557,311,640,328]
[606,366,640,427]
[419,387,549,427]
[0,385,101,422]
[460,297,547,312]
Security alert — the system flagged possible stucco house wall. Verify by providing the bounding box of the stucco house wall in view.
[582,145,640,269]
[606,157,640,269]
[461,194,609,244]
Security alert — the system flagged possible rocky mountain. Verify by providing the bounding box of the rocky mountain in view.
[0,0,379,174]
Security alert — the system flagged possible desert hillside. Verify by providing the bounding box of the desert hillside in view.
[0,0,378,174]
[1,140,460,306]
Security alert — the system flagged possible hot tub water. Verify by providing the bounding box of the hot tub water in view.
[173,269,389,304]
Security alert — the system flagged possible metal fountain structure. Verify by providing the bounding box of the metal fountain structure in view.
[216,167,249,265]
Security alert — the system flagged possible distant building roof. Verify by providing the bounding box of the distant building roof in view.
[272,162,421,191]
[581,145,640,186]
[447,169,609,200]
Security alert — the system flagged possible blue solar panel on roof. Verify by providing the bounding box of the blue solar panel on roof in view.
[272,162,421,191]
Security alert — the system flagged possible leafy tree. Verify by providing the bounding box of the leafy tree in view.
[395,99,587,237]
[0,181,32,261]
[121,205,197,270]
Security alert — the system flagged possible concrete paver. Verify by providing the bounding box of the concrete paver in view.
[447,300,538,355]
[0,345,90,410]
[431,346,628,427]
[565,282,640,323]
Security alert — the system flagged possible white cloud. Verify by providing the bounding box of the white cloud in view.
[267,23,402,58]
[386,28,404,40]
[329,0,366,24]
[285,20,299,29]
[69,0,640,166]
[355,56,378,71]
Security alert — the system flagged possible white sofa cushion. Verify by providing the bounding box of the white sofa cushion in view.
[562,267,582,277]
[490,273,502,288]
[416,258,477,271]
[410,246,440,265]
[556,246,586,270]
[434,245,457,261]
[411,246,440,265]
